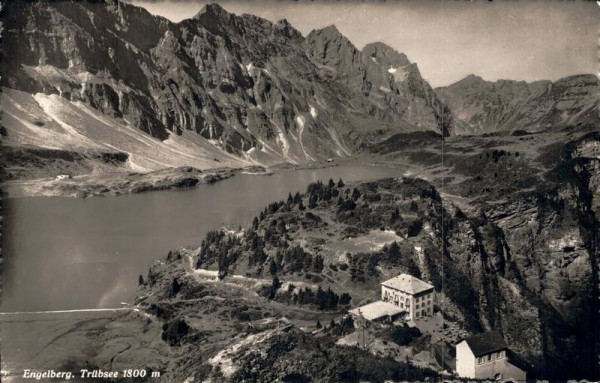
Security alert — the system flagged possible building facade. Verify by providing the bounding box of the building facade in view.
[380,273,434,321]
[456,332,527,381]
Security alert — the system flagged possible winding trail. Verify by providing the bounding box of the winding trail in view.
[109,341,134,370]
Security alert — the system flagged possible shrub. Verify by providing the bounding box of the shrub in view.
[407,219,423,237]
[161,318,190,346]
[386,324,422,346]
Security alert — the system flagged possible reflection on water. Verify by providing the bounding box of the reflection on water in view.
[1,165,403,311]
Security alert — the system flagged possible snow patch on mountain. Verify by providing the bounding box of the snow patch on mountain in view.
[295,114,315,162]
[325,125,351,157]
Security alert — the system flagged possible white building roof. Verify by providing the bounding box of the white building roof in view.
[381,273,434,295]
[348,301,406,321]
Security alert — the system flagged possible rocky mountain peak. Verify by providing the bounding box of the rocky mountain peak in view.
[194,3,232,33]
[451,74,487,88]
[362,42,410,68]
[195,3,228,18]
[274,18,303,40]
[312,24,344,38]
[304,24,361,71]
[275,18,294,29]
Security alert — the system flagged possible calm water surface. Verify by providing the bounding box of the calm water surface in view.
[1,165,403,311]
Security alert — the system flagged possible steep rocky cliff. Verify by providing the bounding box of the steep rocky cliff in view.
[366,129,600,378]
[174,130,599,379]
[2,0,451,168]
[436,74,599,135]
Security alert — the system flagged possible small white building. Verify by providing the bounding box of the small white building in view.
[381,273,434,321]
[455,332,527,381]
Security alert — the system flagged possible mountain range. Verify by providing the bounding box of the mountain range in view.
[436,74,598,135]
[2,0,596,172]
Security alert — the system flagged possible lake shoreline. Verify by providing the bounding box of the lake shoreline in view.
[1,157,389,199]
[1,165,407,312]
[1,165,257,199]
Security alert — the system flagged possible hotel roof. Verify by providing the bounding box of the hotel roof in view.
[348,301,406,321]
[381,273,434,295]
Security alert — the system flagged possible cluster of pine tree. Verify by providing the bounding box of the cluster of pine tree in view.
[196,229,243,278]
[263,218,290,246]
[289,285,352,310]
[380,241,421,277]
[305,179,345,209]
[327,315,355,336]
[348,242,422,282]
[489,149,509,163]
[245,229,268,265]
[349,252,379,282]
[419,184,441,202]
[195,178,367,279]
[334,185,364,212]
[268,245,324,274]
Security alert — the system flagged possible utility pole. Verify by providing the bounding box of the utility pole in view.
[357,308,367,350]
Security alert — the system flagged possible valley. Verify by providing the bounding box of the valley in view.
[1,1,597,202]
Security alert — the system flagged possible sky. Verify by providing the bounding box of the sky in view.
[128,0,599,87]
